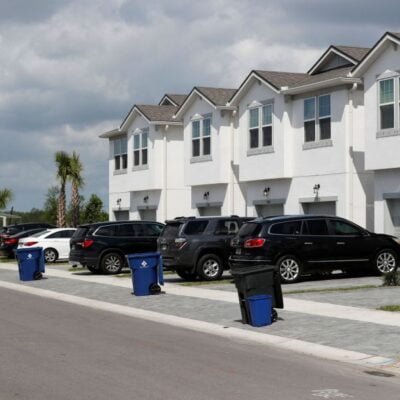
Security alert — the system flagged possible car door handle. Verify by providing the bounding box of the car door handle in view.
[336,242,346,245]
[304,242,313,245]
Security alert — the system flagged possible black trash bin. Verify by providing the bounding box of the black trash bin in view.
[230,264,283,325]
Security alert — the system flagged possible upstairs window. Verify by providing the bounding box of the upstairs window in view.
[192,116,211,157]
[133,130,148,167]
[379,78,394,130]
[113,137,127,170]
[249,103,273,149]
[304,95,331,143]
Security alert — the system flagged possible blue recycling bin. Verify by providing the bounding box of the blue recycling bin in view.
[16,247,45,281]
[126,252,164,296]
[247,295,272,327]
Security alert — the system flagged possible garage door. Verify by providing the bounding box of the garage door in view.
[114,210,129,221]
[139,209,157,221]
[386,199,400,236]
[199,206,221,217]
[302,201,336,216]
[255,204,284,217]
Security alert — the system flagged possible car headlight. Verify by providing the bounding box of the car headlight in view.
[392,237,400,245]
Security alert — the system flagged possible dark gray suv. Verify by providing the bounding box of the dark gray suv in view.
[230,215,400,283]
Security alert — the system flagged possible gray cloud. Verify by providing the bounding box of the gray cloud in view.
[0,0,398,211]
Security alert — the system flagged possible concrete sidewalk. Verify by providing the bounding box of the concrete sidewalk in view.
[1,262,399,374]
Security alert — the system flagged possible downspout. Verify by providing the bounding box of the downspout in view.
[347,83,358,221]
[230,110,237,215]
[163,125,168,221]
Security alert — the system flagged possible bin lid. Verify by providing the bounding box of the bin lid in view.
[230,264,276,276]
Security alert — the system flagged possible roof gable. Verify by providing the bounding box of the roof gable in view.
[352,32,400,77]
[158,94,187,106]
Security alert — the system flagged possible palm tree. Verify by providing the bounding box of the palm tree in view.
[55,151,70,227]
[0,188,13,209]
[69,151,84,227]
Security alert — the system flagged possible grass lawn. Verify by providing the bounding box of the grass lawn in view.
[377,305,400,312]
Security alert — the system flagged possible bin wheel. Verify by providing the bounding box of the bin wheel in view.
[100,252,124,274]
[271,309,278,323]
[175,269,198,281]
[277,255,302,283]
[44,248,58,263]
[196,254,223,281]
[34,271,43,280]
[150,284,162,294]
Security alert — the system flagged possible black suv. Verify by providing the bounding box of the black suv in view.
[158,216,252,281]
[69,221,164,274]
[230,215,400,283]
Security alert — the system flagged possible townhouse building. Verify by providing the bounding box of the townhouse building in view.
[101,31,400,235]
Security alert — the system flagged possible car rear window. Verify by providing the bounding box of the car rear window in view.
[237,222,263,238]
[161,223,183,239]
[183,220,208,235]
[96,225,117,236]
[270,221,302,235]
[73,227,90,238]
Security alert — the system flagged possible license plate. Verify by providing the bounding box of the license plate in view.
[235,248,242,255]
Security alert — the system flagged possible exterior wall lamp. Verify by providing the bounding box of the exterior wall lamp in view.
[263,187,270,197]
[143,196,149,203]
[203,191,210,200]
[313,184,320,196]
[116,198,121,210]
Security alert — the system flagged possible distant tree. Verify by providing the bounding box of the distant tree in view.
[0,188,13,209]
[55,151,71,227]
[69,151,84,227]
[81,194,108,224]
[44,186,60,225]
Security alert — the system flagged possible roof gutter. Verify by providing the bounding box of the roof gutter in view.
[99,128,127,139]
[281,77,362,95]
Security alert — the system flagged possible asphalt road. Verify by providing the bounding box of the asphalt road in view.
[0,288,399,400]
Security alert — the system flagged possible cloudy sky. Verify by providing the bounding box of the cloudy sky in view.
[0,0,398,211]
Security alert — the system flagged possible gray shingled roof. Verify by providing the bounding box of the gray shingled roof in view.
[196,87,237,106]
[389,32,400,40]
[136,105,181,122]
[289,66,353,89]
[165,94,187,106]
[334,45,370,62]
[254,70,309,89]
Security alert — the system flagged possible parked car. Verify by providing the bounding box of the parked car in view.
[230,215,400,283]
[18,228,77,263]
[0,228,49,258]
[0,223,56,240]
[69,221,164,274]
[158,216,252,281]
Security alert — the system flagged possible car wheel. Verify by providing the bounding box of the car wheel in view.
[175,269,198,281]
[375,250,398,274]
[278,255,302,284]
[100,252,124,274]
[44,248,58,263]
[196,254,224,281]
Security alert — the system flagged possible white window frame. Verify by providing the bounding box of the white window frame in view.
[133,129,148,168]
[113,137,127,171]
[191,115,212,158]
[247,102,274,154]
[303,94,331,145]
[378,77,395,131]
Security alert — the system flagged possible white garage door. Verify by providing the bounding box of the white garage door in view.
[199,206,221,217]
[386,199,400,236]
[114,210,129,221]
[255,204,284,217]
[139,209,157,221]
[302,201,336,216]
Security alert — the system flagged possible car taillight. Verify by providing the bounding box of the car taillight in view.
[82,239,94,249]
[174,238,187,250]
[24,241,38,247]
[244,238,266,248]
[4,238,18,245]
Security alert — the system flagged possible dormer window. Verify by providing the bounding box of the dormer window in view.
[304,95,331,143]
[192,116,211,157]
[113,137,127,170]
[379,78,395,130]
[133,129,148,167]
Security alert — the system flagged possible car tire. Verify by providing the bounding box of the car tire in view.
[175,269,198,281]
[44,248,58,263]
[277,255,302,284]
[86,265,101,274]
[196,254,224,281]
[100,252,124,274]
[374,249,398,275]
